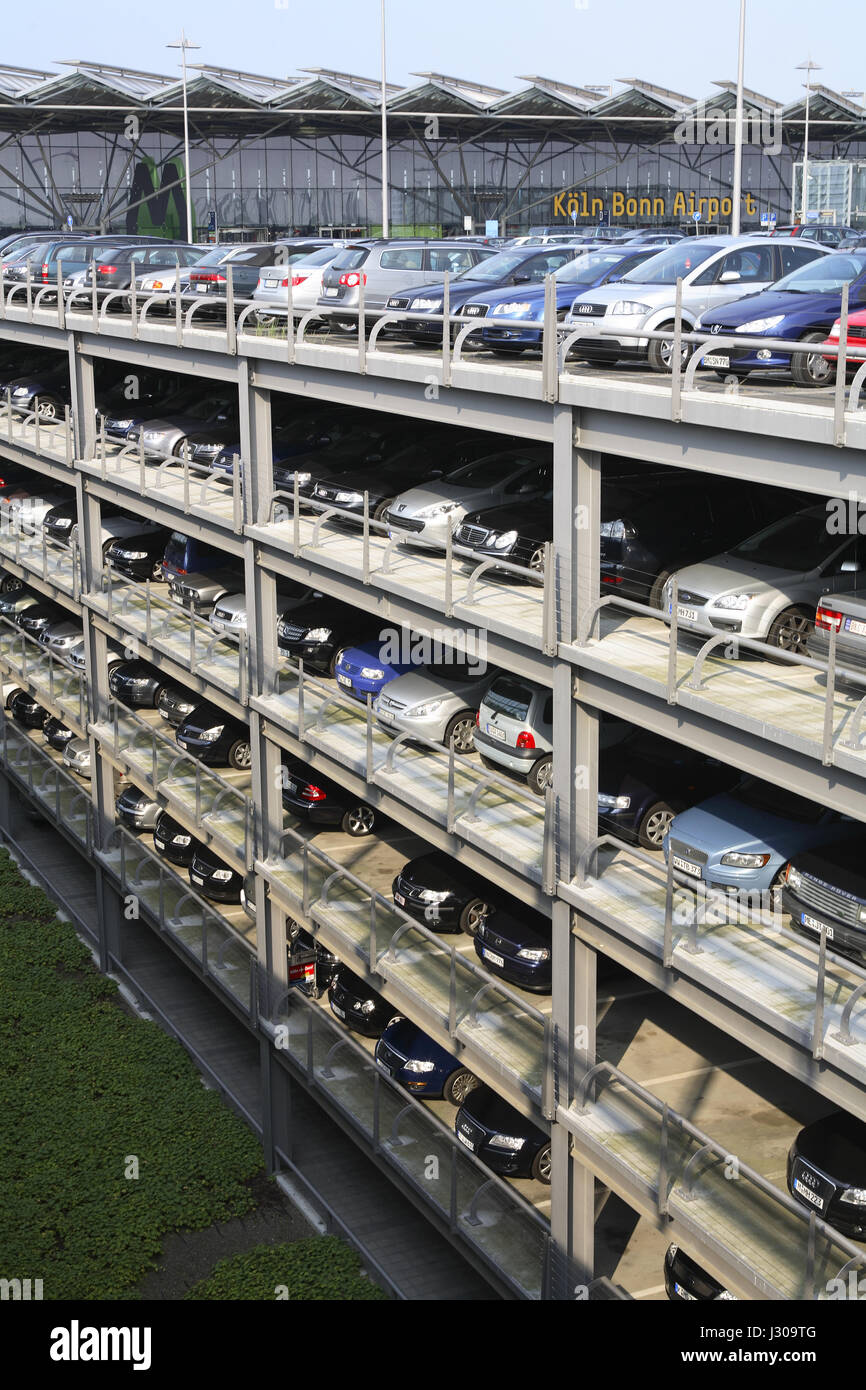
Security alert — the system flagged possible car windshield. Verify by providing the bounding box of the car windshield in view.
[621,240,721,284]
[455,252,534,281]
[291,246,341,268]
[331,247,370,270]
[447,453,539,486]
[556,250,640,284]
[771,252,866,294]
[734,778,825,823]
[425,659,480,680]
[728,510,849,570]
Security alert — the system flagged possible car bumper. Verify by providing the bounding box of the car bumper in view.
[107,556,154,581]
[481,323,543,346]
[454,1132,532,1177]
[808,630,866,682]
[723,345,795,371]
[277,639,333,673]
[782,886,866,963]
[473,725,538,773]
[473,937,551,992]
[175,735,224,763]
[375,707,448,744]
[189,873,241,902]
[117,807,153,832]
[281,789,341,825]
[153,836,195,866]
[335,673,388,701]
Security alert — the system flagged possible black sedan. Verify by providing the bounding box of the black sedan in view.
[9,689,48,729]
[108,660,167,709]
[787,1111,866,1238]
[328,964,399,1037]
[281,756,378,837]
[276,595,380,677]
[664,1245,735,1301]
[16,601,67,640]
[5,363,70,421]
[455,489,552,576]
[152,811,200,867]
[176,703,252,771]
[473,906,552,992]
[454,1085,551,1183]
[43,716,75,751]
[157,684,199,729]
[105,528,171,582]
[189,844,244,903]
[273,415,419,497]
[598,728,741,851]
[392,851,503,935]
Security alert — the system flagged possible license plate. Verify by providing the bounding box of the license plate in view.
[677,605,699,622]
[264,279,278,289]
[153,837,165,850]
[846,617,866,637]
[802,913,834,940]
[191,873,204,885]
[378,708,394,722]
[672,854,702,878]
[323,286,339,297]
[394,892,406,906]
[482,949,505,968]
[331,1003,346,1018]
[196,283,209,293]
[336,673,353,687]
[457,1130,476,1151]
[793,1177,825,1210]
[486,724,506,741]
[704,353,730,369]
[673,1282,696,1301]
[284,780,297,795]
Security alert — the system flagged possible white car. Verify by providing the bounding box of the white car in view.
[386,446,550,549]
[252,244,350,323]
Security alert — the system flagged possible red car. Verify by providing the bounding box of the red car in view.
[822,308,866,364]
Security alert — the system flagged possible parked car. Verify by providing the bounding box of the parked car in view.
[276,595,380,676]
[127,395,237,461]
[105,527,171,582]
[108,660,167,708]
[664,776,860,907]
[334,636,419,704]
[9,488,71,535]
[454,488,552,576]
[252,243,357,322]
[189,844,244,902]
[62,737,92,778]
[392,851,502,934]
[454,1084,551,1182]
[176,703,252,770]
[473,675,552,794]
[694,249,866,386]
[9,689,47,728]
[161,532,226,582]
[375,657,498,753]
[5,362,70,420]
[210,581,318,640]
[563,236,829,371]
[783,841,866,966]
[116,784,160,833]
[157,684,199,729]
[288,920,340,999]
[39,617,84,657]
[664,1245,735,1301]
[280,755,378,837]
[43,716,75,751]
[772,223,855,247]
[100,381,203,444]
[596,728,741,849]
[375,1018,480,1104]
[473,903,553,991]
[787,1111,866,1237]
[808,589,866,686]
[317,239,495,325]
[665,504,866,657]
[188,239,330,319]
[17,601,67,640]
[42,498,121,546]
[67,637,125,676]
[386,446,551,549]
[167,566,245,618]
[84,243,202,298]
[152,810,200,867]
[67,514,166,566]
[0,587,40,621]
[328,964,399,1036]
[275,415,421,500]
[134,243,260,304]
[822,307,866,364]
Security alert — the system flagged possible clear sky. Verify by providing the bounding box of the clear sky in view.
[6,0,865,105]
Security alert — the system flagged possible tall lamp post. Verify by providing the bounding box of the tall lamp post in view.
[380,0,389,237]
[167,30,200,242]
[796,58,822,225]
[730,0,747,234]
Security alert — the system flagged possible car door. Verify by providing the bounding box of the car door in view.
[369,246,426,307]
[688,245,778,316]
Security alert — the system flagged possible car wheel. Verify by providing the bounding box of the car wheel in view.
[649,569,674,610]
[769,867,787,914]
[227,738,252,770]
[791,332,835,388]
[341,804,376,837]
[4,687,23,709]
[328,648,343,678]
[151,686,165,709]
[647,322,690,374]
[638,801,676,850]
[174,438,195,460]
[443,1067,480,1106]
[150,559,164,581]
[531,1143,552,1184]
[528,754,553,796]
[444,710,476,755]
[458,897,490,935]
[528,545,546,576]
[35,396,59,421]
[766,606,812,659]
[373,499,392,523]
[0,575,22,593]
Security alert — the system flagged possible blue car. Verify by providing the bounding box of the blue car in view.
[334,637,420,702]
[375,1018,479,1104]
[387,244,584,342]
[476,245,661,352]
[663,776,861,905]
[695,249,866,387]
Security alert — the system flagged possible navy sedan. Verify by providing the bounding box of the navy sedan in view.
[695,250,866,386]
[375,1019,479,1104]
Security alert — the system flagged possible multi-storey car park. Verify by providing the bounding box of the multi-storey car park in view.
[4,278,866,1301]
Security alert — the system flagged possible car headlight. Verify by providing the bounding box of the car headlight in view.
[786,866,802,890]
[196,726,223,741]
[302,628,331,642]
[122,550,149,561]
[517,947,550,961]
[196,442,222,455]
[411,297,442,311]
[407,700,443,718]
[735,315,785,334]
[291,471,311,486]
[109,419,133,429]
[335,490,363,505]
[858,905,866,924]
[211,869,233,882]
[143,431,161,442]
[403,1059,436,1073]
[360,666,384,680]
[360,999,376,1015]
[841,1188,866,1205]
[174,834,191,846]
[598,794,631,809]
[610,300,650,315]
[12,386,29,396]
[492,530,518,550]
[492,301,532,317]
[720,852,771,868]
[488,1134,526,1151]
[421,502,460,518]
[711,593,756,611]
[420,889,449,903]
[600,519,626,539]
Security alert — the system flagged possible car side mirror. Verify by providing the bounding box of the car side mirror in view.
[841,559,861,572]
[719,271,741,283]
[511,273,531,284]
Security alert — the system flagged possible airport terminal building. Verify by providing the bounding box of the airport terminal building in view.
[1,60,866,237]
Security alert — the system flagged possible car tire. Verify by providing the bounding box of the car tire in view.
[765,605,812,659]
[769,867,787,914]
[151,686,165,709]
[458,897,490,935]
[341,804,376,837]
[373,499,392,523]
[227,738,252,770]
[791,332,835,388]
[0,575,22,593]
[150,559,164,581]
[528,754,553,796]
[637,801,676,850]
[647,322,689,374]
[34,396,60,421]
[443,1067,480,1106]
[527,544,546,576]
[444,710,477,755]
[328,648,343,678]
[649,569,673,610]
[531,1143,552,1184]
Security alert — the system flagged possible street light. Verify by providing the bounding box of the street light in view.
[730,0,747,235]
[380,0,389,237]
[167,30,200,242]
[796,58,822,225]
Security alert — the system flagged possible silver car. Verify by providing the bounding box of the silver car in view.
[386,447,550,549]
[665,505,866,657]
[126,393,235,460]
[317,240,493,321]
[39,618,84,656]
[252,244,350,322]
[63,737,92,778]
[210,582,319,639]
[563,236,829,372]
[168,568,243,619]
[374,659,499,753]
[473,675,553,795]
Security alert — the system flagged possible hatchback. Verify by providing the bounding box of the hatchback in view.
[318,239,494,323]
[375,657,498,753]
[386,446,550,549]
[473,675,553,794]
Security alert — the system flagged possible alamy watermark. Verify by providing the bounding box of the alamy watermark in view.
[674,103,782,157]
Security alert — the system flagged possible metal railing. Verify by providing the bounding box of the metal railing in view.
[0,612,88,731]
[92,421,245,535]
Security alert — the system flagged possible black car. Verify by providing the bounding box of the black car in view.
[327,964,399,1037]
[100,381,203,444]
[273,414,420,497]
[105,528,171,582]
[115,784,160,833]
[176,703,252,770]
[598,728,741,851]
[188,844,244,903]
[455,489,552,575]
[392,851,502,934]
[5,363,70,421]
[664,1245,734,1301]
[281,756,378,837]
[43,716,75,751]
[108,660,167,709]
[157,684,199,729]
[17,601,66,639]
[9,689,47,729]
[473,905,553,992]
[152,810,200,867]
[782,841,866,966]
[454,1084,551,1183]
[787,1111,866,1238]
[288,922,340,1000]
[276,595,380,677]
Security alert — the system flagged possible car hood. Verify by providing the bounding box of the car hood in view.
[669,792,814,856]
[568,282,676,310]
[701,287,847,328]
[461,496,552,533]
[674,554,819,595]
[795,1112,866,1184]
[389,481,496,515]
[139,413,226,435]
[791,840,866,894]
[380,667,481,705]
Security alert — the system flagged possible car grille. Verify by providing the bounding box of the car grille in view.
[171,582,199,602]
[677,590,709,607]
[278,621,306,642]
[377,694,407,712]
[455,524,490,547]
[571,302,608,317]
[375,1039,404,1071]
[477,920,518,954]
[393,875,428,902]
[795,873,862,927]
[213,607,238,623]
[461,303,488,317]
[388,297,411,310]
[457,1116,486,1146]
[385,512,425,533]
[668,839,708,866]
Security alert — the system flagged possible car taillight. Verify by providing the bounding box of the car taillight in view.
[338,271,366,287]
[816,605,843,633]
[193,272,226,283]
[41,263,48,277]
[301,785,326,802]
[475,710,480,726]
[291,274,308,286]
[516,731,535,750]
[97,265,117,275]
[601,575,623,585]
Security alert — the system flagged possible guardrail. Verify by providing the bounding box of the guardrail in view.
[0,611,88,730]
[93,419,245,534]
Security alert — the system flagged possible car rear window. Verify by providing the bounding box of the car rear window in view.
[484,677,535,719]
[331,248,371,271]
[163,533,189,568]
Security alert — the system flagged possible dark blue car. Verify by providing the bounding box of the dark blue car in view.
[695,249,866,386]
[334,637,420,702]
[475,245,661,352]
[387,245,583,342]
[375,1018,480,1104]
